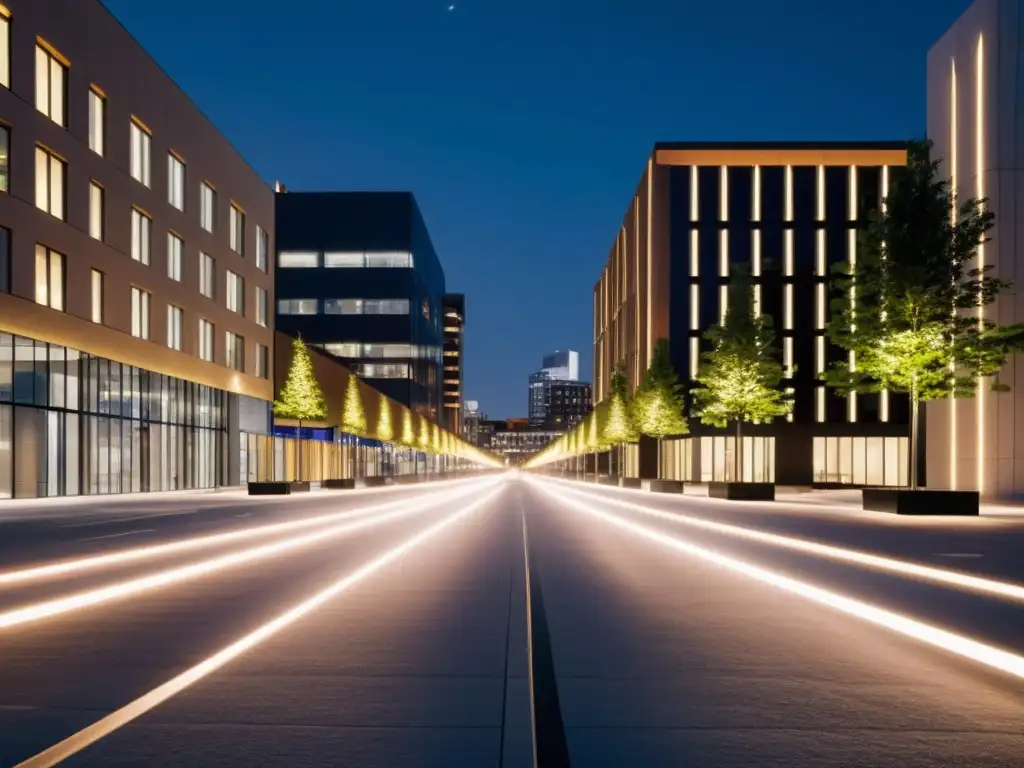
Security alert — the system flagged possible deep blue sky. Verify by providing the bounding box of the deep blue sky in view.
[106,0,969,419]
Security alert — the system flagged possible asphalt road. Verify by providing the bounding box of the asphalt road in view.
[1,474,1023,766]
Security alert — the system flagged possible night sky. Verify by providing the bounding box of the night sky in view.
[105,0,969,419]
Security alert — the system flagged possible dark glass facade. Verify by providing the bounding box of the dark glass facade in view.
[275,192,446,420]
[0,333,226,498]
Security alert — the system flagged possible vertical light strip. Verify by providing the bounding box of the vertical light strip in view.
[848,165,858,221]
[786,388,795,423]
[880,391,890,422]
[690,284,699,330]
[975,35,985,494]
[783,284,793,330]
[784,165,794,221]
[816,165,825,221]
[635,201,641,384]
[719,230,729,277]
[753,165,762,222]
[690,337,699,379]
[690,166,699,221]
[752,230,762,277]
[880,164,890,424]
[720,166,729,221]
[815,336,825,374]
[949,59,959,489]
[783,337,794,378]
[719,285,728,324]
[690,230,699,277]
[753,285,762,317]
[816,387,826,423]
[816,283,826,329]
[784,230,794,276]
[848,223,857,421]
[646,160,654,364]
[816,230,826,276]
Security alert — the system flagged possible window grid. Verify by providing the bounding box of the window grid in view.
[277,299,317,315]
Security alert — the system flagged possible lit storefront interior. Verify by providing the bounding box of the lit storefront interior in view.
[813,436,908,486]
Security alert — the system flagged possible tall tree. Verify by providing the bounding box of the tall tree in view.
[825,139,1024,488]
[691,269,791,482]
[634,338,689,477]
[273,336,327,481]
[602,363,640,476]
[377,396,394,443]
[341,375,367,479]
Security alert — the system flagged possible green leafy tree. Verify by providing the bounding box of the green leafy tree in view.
[341,375,367,478]
[418,416,430,452]
[273,336,327,481]
[825,139,1024,489]
[692,269,790,482]
[377,396,394,443]
[634,338,689,477]
[602,363,640,477]
[400,409,415,446]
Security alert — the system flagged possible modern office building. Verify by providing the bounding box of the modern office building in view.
[925,0,1024,499]
[0,0,275,498]
[442,293,465,434]
[528,348,586,425]
[463,399,483,446]
[542,349,579,381]
[546,380,592,430]
[274,191,446,421]
[593,142,912,485]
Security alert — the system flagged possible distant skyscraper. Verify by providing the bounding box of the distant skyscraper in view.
[529,350,588,426]
[541,350,579,381]
[442,294,465,434]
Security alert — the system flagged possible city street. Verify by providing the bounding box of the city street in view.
[1,474,1023,766]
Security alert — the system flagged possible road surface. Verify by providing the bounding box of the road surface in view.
[0,474,1022,766]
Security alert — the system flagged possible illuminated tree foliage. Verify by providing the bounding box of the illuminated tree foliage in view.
[418,416,430,451]
[432,424,441,455]
[601,364,639,477]
[692,269,790,481]
[377,396,394,443]
[825,139,1024,488]
[341,375,367,436]
[633,338,688,477]
[400,409,416,447]
[273,336,326,481]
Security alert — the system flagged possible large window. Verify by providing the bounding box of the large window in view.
[34,245,63,311]
[698,435,775,483]
[167,232,183,282]
[812,436,908,486]
[255,287,267,327]
[88,88,105,156]
[320,342,417,359]
[90,270,103,324]
[130,209,151,265]
[199,252,215,299]
[353,363,410,379]
[34,146,65,220]
[277,299,317,315]
[168,153,185,211]
[0,9,9,89]
[323,299,409,315]
[226,270,244,314]
[225,332,244,372]
[167,305,183,351]
[278,251,318,268]
[200,182,215,233]
[198,319,214,362]
[129,120,151,187]
[323,251,413,268]
[229,204,244,254]
[256,226,268,272]
[255,343,269,379]
[89,182,104,240]
[130,287,150,340]
[35,43,67,126]
[0,126,8,192]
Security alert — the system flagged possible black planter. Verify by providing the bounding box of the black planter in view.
[708,482,775,501]
[646,479,684,494]
[597,476,619,486]
[357,476,391,488]
[322,478,356,490]
[248,481,310,495]
[862,488,980,516]
[618,477,642,489]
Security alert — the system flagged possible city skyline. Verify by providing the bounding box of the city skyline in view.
[103,0,972,418]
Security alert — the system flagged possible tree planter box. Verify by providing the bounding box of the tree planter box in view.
[322,478,356,490]
[708,482,775,501]
[644,479,685,494]
[248,481,310,495]
[862,488,980,516]
[597,476,619,486]
[618,477,642,489]
[357,476,391,488]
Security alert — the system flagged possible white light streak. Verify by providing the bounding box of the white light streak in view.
[816,165,825,220]
[753,165,761,222]
[976,35,985,495]
[719,229,729,277]
[690,230,699,277]
[690,284,699,330]
[950,58,959,490]
[719,165,728,221]
[784,164,794,221]
[690,165,699,221]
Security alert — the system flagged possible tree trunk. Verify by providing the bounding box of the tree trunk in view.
[735,420,742,483]
[910,385,919,491]
[657,437,662,480]
[297,419,302,482]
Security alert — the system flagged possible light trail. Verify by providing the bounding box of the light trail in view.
[15,484,505,768]
[536,478,1024,604]
[533,481,1024,681]
[0,478,493,588]
[0,480,498,631]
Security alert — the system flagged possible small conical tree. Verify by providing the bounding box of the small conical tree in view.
[692,268,791,483]
[418,416,430,451]
[341,375,367,479]
[602,363,640,477]
[634,338,689,478]
[273,336,327,481]
[401,409,415,446]
[377,396,394,443]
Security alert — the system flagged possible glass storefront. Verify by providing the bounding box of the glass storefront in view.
[813,436,908,486]
[0,333,226,498]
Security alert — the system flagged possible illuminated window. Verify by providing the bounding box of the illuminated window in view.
[35,42,67,126]
[0,126,6,192]
[816,388,825,423]
[198,319,214,362]
[278,251,318,268]
[226,331,245,372]
[130,287,150,340]
[89,182,104,240]
[256,287,267,327]
[277,299,316,315]
[168,154,185,211]
[880,390,889,423]
[229,204,245,254]
[256,226,269,272]
[255,343,269,379]
[354,363,410,379]
[167,305,183,351]
[90,269,103,324]
[34,146,65,220]
[88,89,105,156]
[130,120,151,187]
[130,208,151,265]
[366,251,412,268]
[0,9,9,89]
[324,299,410,315]
[689,284,699,330]
[199,252,215,299]
[226,270,244,314]
[167,232,183,282]
[324,251,363,268]
[200,182,215,233]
